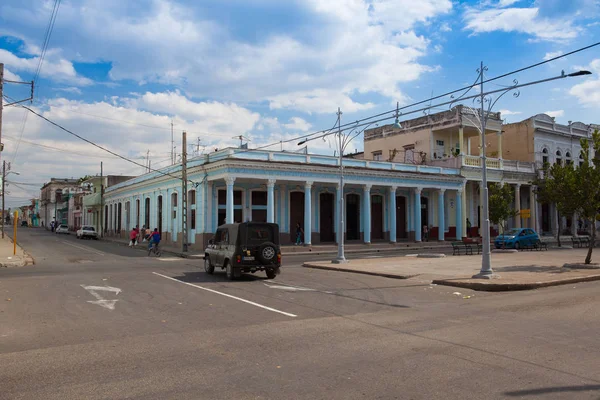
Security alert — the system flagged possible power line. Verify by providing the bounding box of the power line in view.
[2,134,119,159]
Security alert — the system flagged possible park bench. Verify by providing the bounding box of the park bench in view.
[533,239,547,251]
[452,240,482,255]
[571,236,582,248]
[579,236,591,247]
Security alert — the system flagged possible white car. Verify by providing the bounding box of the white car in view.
[76,225,98,240]
[55,224,69,234]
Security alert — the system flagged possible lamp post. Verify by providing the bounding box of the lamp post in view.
[299,107,389,264]
[1,166,19,238]
[459,64,592,279]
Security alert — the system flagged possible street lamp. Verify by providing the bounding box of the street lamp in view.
[460,63,591,279]
[299,108,377,264]
[1,170,19,238]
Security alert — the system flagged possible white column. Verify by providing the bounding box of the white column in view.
[529,186,536,230]
[456,188,463,239]
[414,187,422,242]
[514,184,521,229]
[304,182,312,245]
[389,186,397,243]
[267,179,276,223]
[225,177,235,224]
[438,189,445,241]
[363,184,372,244]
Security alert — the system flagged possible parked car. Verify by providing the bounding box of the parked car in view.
[55,224,69,234]
[494,228,539,250]
[76,225,98,240]
[204,222,281,280]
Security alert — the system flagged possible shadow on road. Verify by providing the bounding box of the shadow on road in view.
[172,270,270,284]
[505,384,600,396]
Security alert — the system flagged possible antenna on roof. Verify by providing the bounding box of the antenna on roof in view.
[232,135,251,149]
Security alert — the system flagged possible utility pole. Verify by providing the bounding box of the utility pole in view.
[196,137,201,156]
[146,150,150,172]
[0,63,4,164]
[1,160,5,239]
[100,161,104,238]
[181,130,188,252]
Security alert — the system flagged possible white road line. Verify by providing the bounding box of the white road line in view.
[152,272,297,318]
[61,241,105,256]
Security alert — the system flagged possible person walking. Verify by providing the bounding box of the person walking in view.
[147,228,161,251]
[141,225,147,242]
[423,225,429,242]
[295,222,304,246]
[129,227,138,247]
[466,218,472,237]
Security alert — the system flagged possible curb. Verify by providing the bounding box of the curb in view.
[303,263,417,279]
[432,274,600,292]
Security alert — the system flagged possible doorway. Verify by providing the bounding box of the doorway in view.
[320,192,335,242]
[371,195,383,240]
[289,192,305,243]
[396,196,407,239]
[157,195,163,234]
[346,193,360,240]
[542,203,550,233]
[421,197,429,229]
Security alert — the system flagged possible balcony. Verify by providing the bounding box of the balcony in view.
[462,155,502,169]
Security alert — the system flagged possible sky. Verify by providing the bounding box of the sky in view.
[2,0,600,208]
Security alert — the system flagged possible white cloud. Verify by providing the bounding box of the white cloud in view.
[543,50,564,60]
[463,6,580,42]
[269,89,376,114]
[0,49,93,86]
[497,0,521,7]
[439,22,452,32]
[3,67,23,82]
[544,110,565,118]
[283,117,312,132]
[55,87,83,95]
[499,109,521,116]
[1,0,453,114]
[569,59,600,108]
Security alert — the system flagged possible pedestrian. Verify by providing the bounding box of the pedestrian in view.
[295,222,304,245]
[466,218,472,237]
[141,225,147,242]
[423,225,429,241]
[129,227,138,247]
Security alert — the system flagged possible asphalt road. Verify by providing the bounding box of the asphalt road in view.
[1,228,600,399]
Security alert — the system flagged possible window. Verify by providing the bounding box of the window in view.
[565,151,572,165]
[252,191,267,206]
[579,150,585,166]
[542,148,549,164]
[436,140,444,146]
[372,151,383,161]
[555,150,562,165]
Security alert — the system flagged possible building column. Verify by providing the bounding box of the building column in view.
[458,126,464,156]
[456,189,463,239]
[363,185,372,244]
[514,184,521,229]
[303,182,312,245]
[389,186,397,243]
[461,182,467,238]
[497,131,503,160]
[529,186,536,230]
[206,182,213,234]
[438,189,446,241]
[225,177,235,224]
[414,187,422,242]
[267,179,276,223]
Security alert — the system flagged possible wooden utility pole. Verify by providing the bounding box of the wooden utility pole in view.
[182,130,188,252]
[100,162,104,238]
[1,160,5,239]
[0,63,4,163]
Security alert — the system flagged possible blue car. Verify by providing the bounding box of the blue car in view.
[494,228,539,250]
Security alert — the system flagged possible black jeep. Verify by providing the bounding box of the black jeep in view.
[204,222,281,280]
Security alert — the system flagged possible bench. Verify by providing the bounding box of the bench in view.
[571,237,581,248]
[452,240,482,255]
[451,242,463,255]
[533,239,547,251]
[571,236,591,248]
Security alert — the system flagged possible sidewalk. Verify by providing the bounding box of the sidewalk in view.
[303,248,600,291]
[0,235,34,267]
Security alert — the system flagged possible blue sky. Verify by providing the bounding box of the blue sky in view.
[1,0,600,206]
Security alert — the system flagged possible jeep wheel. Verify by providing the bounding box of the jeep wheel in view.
[258,242,277,264]
[226,261,235,280]
[266,268,277,279]
[204,257,214,274]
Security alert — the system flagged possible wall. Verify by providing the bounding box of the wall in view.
[364,127,431,162]
[489,121,534,162]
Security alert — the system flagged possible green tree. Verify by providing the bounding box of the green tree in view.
[488,183,518,243]
[573,131,600,264]
[532,161,578,247]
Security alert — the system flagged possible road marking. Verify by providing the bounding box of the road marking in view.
[152,272,297,318]
[81,285,121,310]
[264,281,333,294]
[62,241,105,256]
[157,257,183,262]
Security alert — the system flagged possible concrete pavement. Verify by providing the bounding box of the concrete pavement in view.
[2,228,600,399]
[304,249,600,291]
[0,230,34,267]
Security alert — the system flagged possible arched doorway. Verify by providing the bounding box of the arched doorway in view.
[371,194,384,240]
[157,195,163,234]
[289,192,305,243]
[346,193,360,240]
[396,196,407,239]
[421,196,429,230]
[319,192,335,242]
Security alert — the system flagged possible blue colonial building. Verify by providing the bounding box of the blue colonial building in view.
[103,148,466,249]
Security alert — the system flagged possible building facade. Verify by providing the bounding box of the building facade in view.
[363,105,538,237]
[104,148,466,250]
[40,178,79,228]
[498,113,597,235]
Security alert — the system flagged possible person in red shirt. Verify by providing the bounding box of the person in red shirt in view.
[129,227,138,247]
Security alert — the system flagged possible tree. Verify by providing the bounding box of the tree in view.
[488,183,518,242]
[532,161,578,247]
[573,131,600,264]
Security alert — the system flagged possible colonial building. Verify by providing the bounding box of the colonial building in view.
[40,178,79,228]
[363,105,538,237]
[81,175,135,234]
[497,114,597,235]
[104,148,466,250]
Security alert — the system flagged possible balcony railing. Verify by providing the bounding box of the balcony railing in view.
[462,155,502,169]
